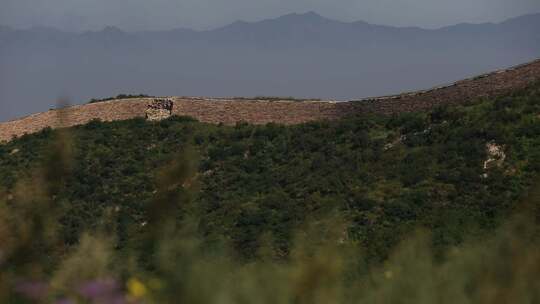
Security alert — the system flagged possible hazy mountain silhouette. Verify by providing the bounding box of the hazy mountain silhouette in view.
[0,12,539,121]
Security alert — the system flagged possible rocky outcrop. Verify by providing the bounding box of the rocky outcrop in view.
[0,58,539,143]
[483,142,506,170]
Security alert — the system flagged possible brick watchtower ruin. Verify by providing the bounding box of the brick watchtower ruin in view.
[145,99,174,121]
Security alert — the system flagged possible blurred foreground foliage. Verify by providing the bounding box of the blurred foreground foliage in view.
[0,83,540,302]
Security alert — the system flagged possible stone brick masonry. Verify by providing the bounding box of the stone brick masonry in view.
[1,59,539,143]
[146,98,174,121]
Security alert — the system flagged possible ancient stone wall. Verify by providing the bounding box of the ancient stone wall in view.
[169,98,348,125]
[352,59,540,114]
[0,99,149,142]
[1,58,539,143]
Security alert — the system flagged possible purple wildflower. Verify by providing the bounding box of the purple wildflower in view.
[15,280,49,300]
[77,278,128,304]
[78,278,119,298]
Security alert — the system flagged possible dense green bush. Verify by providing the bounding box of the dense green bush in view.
[87,94,154,104]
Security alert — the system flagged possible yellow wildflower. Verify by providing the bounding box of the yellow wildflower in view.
[127,278,148,299]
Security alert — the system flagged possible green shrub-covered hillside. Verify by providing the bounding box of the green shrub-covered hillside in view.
[1,83,540,263]
[1,84,540,303]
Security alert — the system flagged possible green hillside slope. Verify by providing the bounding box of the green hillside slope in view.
[2,84,540,258]
[0,83,539,303]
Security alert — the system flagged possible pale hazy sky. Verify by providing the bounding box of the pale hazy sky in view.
[2,0,540,31]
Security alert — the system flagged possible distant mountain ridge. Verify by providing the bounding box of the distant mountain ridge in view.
[1,11,539,48]
[3,11,540,34]
[0,11,538,50]
[0,12,539,121]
